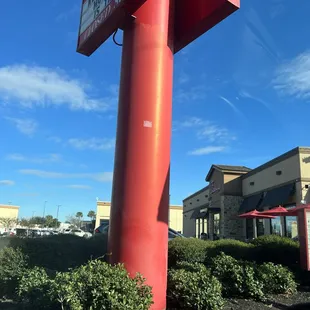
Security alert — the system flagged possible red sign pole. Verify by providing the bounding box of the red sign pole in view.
[108,0,174,308]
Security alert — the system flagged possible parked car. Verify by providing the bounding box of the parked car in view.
[63,228,92,238]
[94,223,185,241]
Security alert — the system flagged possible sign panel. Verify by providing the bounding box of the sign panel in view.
[174,0,240,54]
[77,0,146,56]
[306,211,310,268]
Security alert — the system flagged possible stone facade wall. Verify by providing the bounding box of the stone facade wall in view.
[222,195,245,240]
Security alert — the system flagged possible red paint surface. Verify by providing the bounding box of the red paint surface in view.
[108,0,174,308]
[174,0,240,53]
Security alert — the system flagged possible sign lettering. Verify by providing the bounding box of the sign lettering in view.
[210,181,221,194]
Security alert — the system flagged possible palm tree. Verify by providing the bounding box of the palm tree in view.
[87,211,96,221]
[87,210,96,230]
[76,212,83,228]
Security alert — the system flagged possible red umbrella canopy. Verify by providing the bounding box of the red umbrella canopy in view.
[239,210,276,219]
[260,206,288,216]
[286,204,310,216]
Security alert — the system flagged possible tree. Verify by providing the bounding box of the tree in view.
[76,212,83,228]
[87,211,96,221]
[19,218,33,228]
[65,215,80,228]
[0,217,17,230]
[45,215,55,228]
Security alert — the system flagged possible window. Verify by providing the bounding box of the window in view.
[214,214,220,236]
[246,219,254,239]
[197,199,200,202]
[250,181,255,186]
[284,216,298,238]
[256,219,265,237]
[276,170,282,175]
[271,217,282,236]
[100,219,109,226]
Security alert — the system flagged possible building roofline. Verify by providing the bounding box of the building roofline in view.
[183,185,209,202]
[0,204,20,209]
[242,147,310,179]
[205,164,251,182]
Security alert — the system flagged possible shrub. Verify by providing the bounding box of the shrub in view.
[18,259,153,310]
[0,247,28,299]
[9,234,108,271]
[175,261,208,273]
[18,267,56,309]
[206,239,254,262]
[251,235,299,267]
[258,262,297,295]
[167,264,224,310]
[210,252,264,301]
[168,237,212,267]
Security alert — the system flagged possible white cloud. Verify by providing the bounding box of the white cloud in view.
[274,51,310,100]
[67,184,92,190]
[179,117,205,128]
[5,117,38,136]
[219,96,245,118]
[19,169,113,182]
[6,153,62,164]
[68,138,115,151]
[198,123,236,143]
[0,65,115,111]
[188,146,226,156]
[174,85,208,103]
[0,180,15,186]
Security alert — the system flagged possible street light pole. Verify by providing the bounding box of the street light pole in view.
[43,201,47,218]
[56,205,61,222]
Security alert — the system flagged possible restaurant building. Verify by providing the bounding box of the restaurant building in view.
[183,147,310,240]
[96,201,183,233]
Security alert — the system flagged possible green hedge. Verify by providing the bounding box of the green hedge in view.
[168,237,211,268]
[206,239,254,262]
[18,260,153,310]
[7,234,109,271]
[251,235,299,268]
[169,235,299,269]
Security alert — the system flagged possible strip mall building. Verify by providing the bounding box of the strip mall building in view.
[183,147,310,240]
[96,202,183,233]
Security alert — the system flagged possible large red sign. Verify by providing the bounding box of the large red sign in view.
[77,0,146,56]
[174,0,240,53]
[77,0,239,56]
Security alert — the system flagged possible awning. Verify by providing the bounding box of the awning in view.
[196,211,208,219]
[239,193,263,213]
[258,183,295,210]
[190,208,201,219]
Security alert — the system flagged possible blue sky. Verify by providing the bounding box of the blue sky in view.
[1,0,310,220]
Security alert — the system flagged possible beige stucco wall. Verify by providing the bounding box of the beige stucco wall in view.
[95,201,111,228]
[299,152,310,179]
[96,202,183,232]
[0,205,19,228]
[183,186,209,237]
[242,153,301,196]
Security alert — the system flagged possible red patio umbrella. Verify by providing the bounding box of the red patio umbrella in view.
[238,210,276,219]
[259,206,288,216]
[286,204,310,216]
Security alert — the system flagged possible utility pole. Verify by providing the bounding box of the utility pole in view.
[56,205,61,228]
[43,201,47,218]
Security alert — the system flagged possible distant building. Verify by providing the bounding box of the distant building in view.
[183,146,310,241]
[96,201,183,233]
[0,204,19,228]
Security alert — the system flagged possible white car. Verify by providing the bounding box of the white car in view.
[64,228,92,238]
